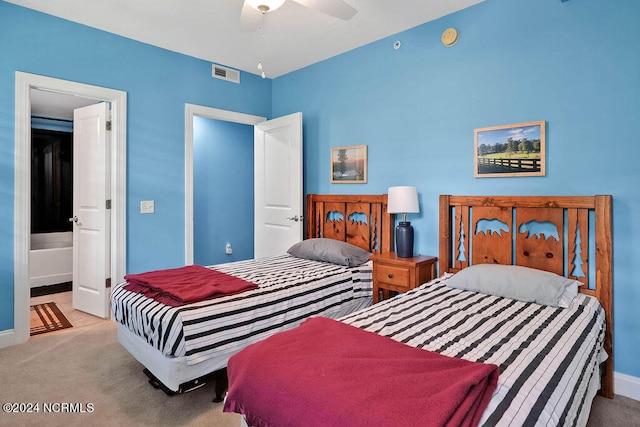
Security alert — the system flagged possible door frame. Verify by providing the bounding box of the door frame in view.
[184,104,265,265]
[12,71,127,345]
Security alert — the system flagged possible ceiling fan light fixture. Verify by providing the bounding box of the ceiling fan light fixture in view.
[246,0,286,14]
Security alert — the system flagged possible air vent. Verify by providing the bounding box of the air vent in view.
[212,64,240,84]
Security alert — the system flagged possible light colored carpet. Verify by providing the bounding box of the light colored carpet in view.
[587,393,640,426]
[0,320,638,426]
[0,321,240,426]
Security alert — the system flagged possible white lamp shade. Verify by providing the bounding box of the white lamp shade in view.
[387,186,419,214]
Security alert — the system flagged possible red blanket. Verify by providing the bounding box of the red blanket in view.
[224,317,498,427]
[123,265,258,306]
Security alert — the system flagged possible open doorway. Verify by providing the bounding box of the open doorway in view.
[185,104,303,265]
[192,116,254,265]
[28,90,105,334]
[184,104,265,265]
[184,105,303,264]
[12,72,127,346]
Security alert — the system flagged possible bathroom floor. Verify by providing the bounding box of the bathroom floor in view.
[30,291,107,332]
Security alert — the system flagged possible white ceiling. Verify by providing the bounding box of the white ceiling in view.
[7,0,483,78]
[30,89,97,119]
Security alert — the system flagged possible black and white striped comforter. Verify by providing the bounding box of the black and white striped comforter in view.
[340,274,606,427]
[111,255,372,365]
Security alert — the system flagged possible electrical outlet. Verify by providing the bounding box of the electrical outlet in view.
[225,243,232,254]
[140,200,155,214]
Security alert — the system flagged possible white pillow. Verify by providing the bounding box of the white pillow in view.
[446,264,582,308]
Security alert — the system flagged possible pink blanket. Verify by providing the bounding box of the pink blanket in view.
[224,317,498,427]
[123,265,258,307]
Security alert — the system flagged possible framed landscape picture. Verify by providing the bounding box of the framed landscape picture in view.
[474,121,546,178]
[331,145,367,183]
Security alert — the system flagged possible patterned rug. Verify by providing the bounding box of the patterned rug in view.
[30,302,73,336]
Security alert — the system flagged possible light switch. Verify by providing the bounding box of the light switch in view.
[140,200,155,214]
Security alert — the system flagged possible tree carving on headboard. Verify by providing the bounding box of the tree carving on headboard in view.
[571,224,586,278]
[457,214,466,263]
[371,216,379,252]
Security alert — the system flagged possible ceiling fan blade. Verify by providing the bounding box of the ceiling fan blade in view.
[293,0,358,21]
[240,1,262,32]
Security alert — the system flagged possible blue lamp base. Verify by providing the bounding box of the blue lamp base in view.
[396,221,414,258]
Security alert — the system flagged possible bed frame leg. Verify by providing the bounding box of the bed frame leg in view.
[143,368,178,396]
[142,366,227,402]
[213,368,228,403]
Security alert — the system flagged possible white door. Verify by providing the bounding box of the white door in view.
[254,112,303,258]
[71,102,110,318]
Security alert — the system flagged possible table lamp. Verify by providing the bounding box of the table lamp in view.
[387,186,419,258]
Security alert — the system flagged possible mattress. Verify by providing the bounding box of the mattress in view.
[339,273,607,427]
[117,296,372,392]
[111,255,372,366]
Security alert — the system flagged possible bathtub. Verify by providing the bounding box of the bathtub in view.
[30,232,73,288]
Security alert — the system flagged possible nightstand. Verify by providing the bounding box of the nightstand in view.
[371,253,437,303]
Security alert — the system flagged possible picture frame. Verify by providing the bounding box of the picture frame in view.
[331,145,367,183]
[474,120,546,178]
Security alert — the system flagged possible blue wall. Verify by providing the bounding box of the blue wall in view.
[273,0,640,378]
[0,1,271,330]
[193,117,254,265]
[31,117,73,133]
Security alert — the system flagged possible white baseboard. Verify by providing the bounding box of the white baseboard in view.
[615,372,640,401]
[0,329,15,349]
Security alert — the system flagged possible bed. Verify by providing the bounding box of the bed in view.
[223,194,613,426]
[111,194,393,401]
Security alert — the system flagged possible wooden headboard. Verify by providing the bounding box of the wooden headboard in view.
[306,194,393,254]
[439,195,613,398]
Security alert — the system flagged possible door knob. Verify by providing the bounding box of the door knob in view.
[69,216,79,224]
[286,215,303,222]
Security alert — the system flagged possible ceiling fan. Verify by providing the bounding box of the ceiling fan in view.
[240,0,358,32]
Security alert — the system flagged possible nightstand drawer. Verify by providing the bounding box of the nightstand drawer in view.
[370,253,437,304]
[375,264,410,288]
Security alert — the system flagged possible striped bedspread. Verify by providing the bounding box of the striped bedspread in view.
[111,255,372,365]
[340,274,607,427]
